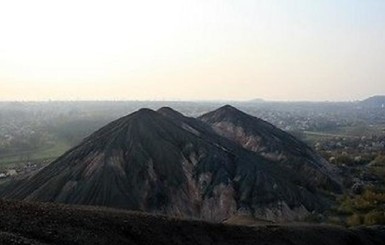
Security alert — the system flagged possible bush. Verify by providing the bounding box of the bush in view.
[346,214,362,226]
[338,189,385,214]
[327,216,344,226]
[370,155,385,166]
[364,211,385,225]
[335,155,355,166]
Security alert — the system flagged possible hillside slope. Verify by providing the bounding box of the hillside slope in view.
[199,105,342,193]
[360,96,385,107]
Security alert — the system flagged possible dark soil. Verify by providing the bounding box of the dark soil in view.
[0,199,384,245]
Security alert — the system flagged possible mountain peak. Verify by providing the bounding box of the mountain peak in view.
[157,107,184,118]
[215,105,249,116]
[199,105,251,123]
[124,108,159,122]
[218,104,240,112]
[134,108,156,115]
[80,108,168,149]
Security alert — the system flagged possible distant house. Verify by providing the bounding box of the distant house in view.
[7,169,17,176]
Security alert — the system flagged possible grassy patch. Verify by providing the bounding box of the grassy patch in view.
[0,141,72,168]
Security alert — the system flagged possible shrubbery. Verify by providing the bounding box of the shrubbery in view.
[363,211,385,225]
[346,214,362,226]
[337,188,385,226]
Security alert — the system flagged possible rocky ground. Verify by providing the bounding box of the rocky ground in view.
[0,199,384,245]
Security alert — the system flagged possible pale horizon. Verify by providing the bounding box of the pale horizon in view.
[0,96,380,103]
[1,0,385,101]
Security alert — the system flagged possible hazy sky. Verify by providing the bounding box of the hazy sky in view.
[1,0,385,101]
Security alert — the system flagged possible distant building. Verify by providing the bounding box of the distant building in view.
[7,169,17,176]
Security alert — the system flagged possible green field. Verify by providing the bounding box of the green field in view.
[302,124,385,144]
[0,141,72,169]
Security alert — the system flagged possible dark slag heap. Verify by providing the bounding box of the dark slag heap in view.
[0,106,342,222]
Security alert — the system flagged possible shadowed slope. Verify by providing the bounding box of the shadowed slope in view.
[199,105,342,193]
[158,106,341,220]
